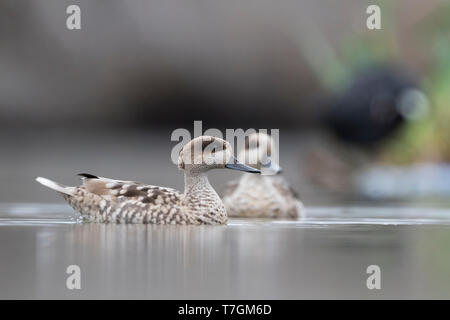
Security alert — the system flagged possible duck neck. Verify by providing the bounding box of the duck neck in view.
[183,171,227,224]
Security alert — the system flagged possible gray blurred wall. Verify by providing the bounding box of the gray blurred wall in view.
[0,0,438,128]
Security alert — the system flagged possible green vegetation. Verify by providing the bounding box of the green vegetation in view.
[380,3,450,163]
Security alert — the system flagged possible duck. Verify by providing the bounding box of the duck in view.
[35,136,260,225]
[222,132,303,219]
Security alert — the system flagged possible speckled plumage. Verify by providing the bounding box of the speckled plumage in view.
[222,132,304,219]
[223,174,303,218]
[62,178,193,224]
[36,136,259,225]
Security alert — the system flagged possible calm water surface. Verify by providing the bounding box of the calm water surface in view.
[1,204,450,299]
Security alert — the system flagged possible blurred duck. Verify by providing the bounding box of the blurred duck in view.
[223,132,303,219]
[36,136,259,225]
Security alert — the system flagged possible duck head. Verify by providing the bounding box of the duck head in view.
[178,136,260,174]
[238,132,282,175]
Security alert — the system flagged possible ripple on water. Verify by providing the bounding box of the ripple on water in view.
[1,203,450,226]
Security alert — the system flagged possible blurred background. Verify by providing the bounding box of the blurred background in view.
[3,0,450,300]
[1,0,449,205]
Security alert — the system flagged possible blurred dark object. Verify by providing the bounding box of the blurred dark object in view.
[324,66,420,147]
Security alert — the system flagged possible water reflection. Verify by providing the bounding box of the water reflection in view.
[33,224,232,299]
[0,222,443,299]
[1,205,450,298]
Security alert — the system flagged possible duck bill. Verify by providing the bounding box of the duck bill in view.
[225,156,260,173]
[261,157,283,175]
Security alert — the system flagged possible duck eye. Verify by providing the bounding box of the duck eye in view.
[201,139,214,150]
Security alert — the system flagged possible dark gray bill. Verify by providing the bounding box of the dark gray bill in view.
[225,156,260,173]
[261,156,283,175]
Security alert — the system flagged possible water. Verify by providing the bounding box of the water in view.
[1,203,450,299]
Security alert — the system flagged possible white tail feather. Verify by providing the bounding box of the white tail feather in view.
[36,177,74,196]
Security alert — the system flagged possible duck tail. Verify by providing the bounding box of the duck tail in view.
[35,177,75,196]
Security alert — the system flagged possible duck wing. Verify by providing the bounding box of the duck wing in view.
[271,176,300,200]
[73,173,190,224]
[272,176,303,218]
[36,173,188,224]
[78,173,182,203]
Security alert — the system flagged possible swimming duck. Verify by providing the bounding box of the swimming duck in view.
[36,136,260,224]
[222,132,303,219]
